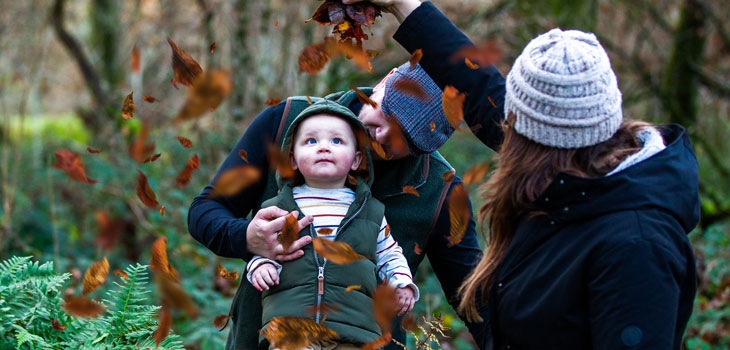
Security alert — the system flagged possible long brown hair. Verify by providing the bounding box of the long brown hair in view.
[457,114,651,322]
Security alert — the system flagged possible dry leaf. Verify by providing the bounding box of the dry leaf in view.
[175,70,232,122]
[209,42,217,54]
[53,149,97,184]
[121,92,135,120]
[409,49,423,69]
[82,257,109,295]
[176,136,193,148]
[150,237,198,318]
[450,40,503,67]
[441,170,455,183]
[266,98,282,106]
[298,42,331,74]
[304,303,340,316]
[278,213,300,252]
[143,95,158,103]
[414,242,423,255]
[51,319,66,331]
[154,306,172,347]
[344,285,361,293]
[136,169,158,209]
[176,154,200,188]
[447,183,470,247]
[213,314,230,330]
[218,264,240,282]
[312,237,364,265]
[442,86,466,130]
[63,295,105,318]
[167,37,203,87]
[113,269,129,280]
[210,165,261,197]
[463,162,490,186]
[402,186,419,197]
[393,78,427,100]
[261,316,337,350]
[351,87,377,108]
[150,236,172,276]
[238,150,249,163]
[372,283,397,333]
[128,121,156,163]
[142,153,162,163]
[384,224,391,237]
[267,143,296,180]
[464,57,480,70]
[131,44,140,74]
[94,211,126,250]
[317,228,334,236]
[160,205,166,216]
[306,96,313,104]
[369,140,389,160]
[86,147,102,154]
[361,332,392,350]
[488,96,497,108]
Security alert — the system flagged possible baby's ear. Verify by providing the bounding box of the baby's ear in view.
[290,153,298,171]
[351,151,362,171]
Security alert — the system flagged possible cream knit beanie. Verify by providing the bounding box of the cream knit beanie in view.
[505,28,623,149]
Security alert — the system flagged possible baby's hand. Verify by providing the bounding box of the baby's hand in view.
[250,263,280,291]
[395,286,415,316]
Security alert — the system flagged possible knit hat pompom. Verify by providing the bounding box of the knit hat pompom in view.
[382,62,454,154]
[505,28,623,149]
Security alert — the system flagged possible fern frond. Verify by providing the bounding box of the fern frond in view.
[12,324,50,349]
[0,256,33,280]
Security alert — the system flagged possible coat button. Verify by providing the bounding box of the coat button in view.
[563,206,569,212]
[498,282,503,287]
[581,191,586,196]
[544,197,549,202]
[559,179,564,185]
[550,220,555,225]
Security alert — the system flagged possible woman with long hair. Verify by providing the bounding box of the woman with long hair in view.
[458,28,699,349]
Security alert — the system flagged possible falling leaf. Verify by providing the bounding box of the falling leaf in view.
[131,45,140,74]
[82,257,110,295]
[94,211,126,250]
[464,58,480,70]
[154,306,172,347]
[136,169,159,209]
[402,186,420,197]
[312,237,364,265]
[63,295,105,318]
[393,78,427,100]
[176,136,193,148]
[447,183,470,247]
[150,236,172,276]
[384,224,391,237]
[266,98,282,106]
[430,121,436,132]
[351,87,377,107]
[298,42,331,75]
[401,315,417,332]
[142,153,162,163]
[121,92,135,120]
[361,332,393,350]
[238,150,249,163]
[167,37,203,88]
[278,213,300,252]
[488,96,497,108]
[213,314,230,330]
[450,39,503,67]
[150,237,198,318]
[86,147,102,154]
[372,283,398,333]
[128,121,156,163]
[275,20,279,27]
[51,319,66,331]
[53,149,97,184]
[175,70,232,122]
[344,285,361,293]
[414,242,423,255]
[409,49,423,69]
[143,95,158,103]
[442,170,455,183]
[209,42,217,54]
[210,165,261,197]
[442,86,466,130]
[317,228,334,236]
[304,303,340,316]
[369,140,388,160]
[306,96,313,104]
[366,49,380,59]
[176,154,200,188]
[267,143,296,180]
[160,205,166,216]
[218,264,240,282]
[113,269,128,280]
[261,316,337,350]
[463,162,490,186]
[346,2,380,26]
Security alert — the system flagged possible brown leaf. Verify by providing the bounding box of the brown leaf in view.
[266,98,282,106]
[143,95,158,103]
[113,269,128,280]
[131,45,140,74]
[317,228,334,236]
[82,257,110,295]
[430,121,436,132]
[447,183,470,247]
[442,85,466,130]
[142,153,162,163]
[128,121,156,163]
[94,211,126,250]
[488,96,497,108]
[175,70,232,122]
[51,319,66,331]
[176,136,193,148]
[372,283,398,333]
[154,306,172,347]
[366,49,380,59]
[402,185,420,197]
[150,236,172,276]
[464,57,480,70]
[409,49,423,69]
[344,285,361,293]
[86,147,102,154]
[306,96,314,104]
[463,162,490,186]
[150,239,198,318]
[351,87,377,108]
[369,140,389,160]
[159,205,166,216]
[267,143,297,180]
[209,42,217,54]
[361,332,392,350]
[384,224,391,237]
[260,316,338,350]
[218,264,240,282]
[450,40,503,67]
[304,303,340,316]
[167,37,203,88]
[393,78,427,100]
[238,150,249,163]
[63,295,105,318]
[176,154,200,188]
[346,2,381,26]
[210,165,262,197]
[135,169,158,209]
[312,237,364,265]
[441,170,455,183]
[414,242,423,255]
[298,42,331,75]
[213,314,230,330]
[53,149,97,184]
[278,213,300,252]
[121,92,135,120]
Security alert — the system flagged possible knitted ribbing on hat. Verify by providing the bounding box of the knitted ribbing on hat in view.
[505,28,623,149]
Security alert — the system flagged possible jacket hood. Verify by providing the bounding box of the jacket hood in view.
[532,124,700,234]
[279,100,374,188]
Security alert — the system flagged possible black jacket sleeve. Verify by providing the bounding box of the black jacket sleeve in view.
[186,103,286,259]
[394,1,506,152]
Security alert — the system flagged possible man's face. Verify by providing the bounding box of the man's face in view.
[357,84,411,160]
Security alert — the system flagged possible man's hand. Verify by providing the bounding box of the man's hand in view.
[341,0,421,23]
[246,206,313,261]
[395,286,416,316]
[250,263,280,291]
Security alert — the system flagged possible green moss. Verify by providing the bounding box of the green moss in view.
[7,113,90,144]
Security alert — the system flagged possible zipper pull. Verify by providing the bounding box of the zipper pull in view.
[317,266,324,295]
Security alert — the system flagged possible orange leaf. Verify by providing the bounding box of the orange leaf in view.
[51,319,66,331]
[94,211,125,250]
[414,242,423,255]
[210,165,262,197]
[430,121,436,132]
[136,169,158,209]
[176,136,193,148]
[131,44,140,74]
[121,91,135,120]
[266,98,282,106]
[351,87,377,108]
[176,154,200,188]
[384,224,391,237]
[463,161,490,186]
[392,78,427,100]
[160,205,166,216]
[150,238,198,318]
[402,186,419,197]
[464,57,480,70]
[298,42,331,75]
[150,236,172,276]
[167,37,202,87]
[278,213,300,252]
[409,49,423,69]
[267,143,297,180]
[317,228,334,236]
[143,95,158,103]
[447,183,470,247]
[441,170,455,183]
[53,149,97,184]
[260,316,338,350]
[344,285,361,293]
[488,96,497,108]
[218,264,240,282]
[361,332,393,350]
[450,39,503,67]
[304,303,340,316]
[63,295,105,318]
[128,121,156,163]
[306,96,313,104]
[82,257,110,295]
[369,140,389,160]
[113,269,129,280]
[175,70,232,122]
[401,315,417,332]
[442,86,466,130]
[213,314,230,330]
[209,42,217,54]
[154,306,172,347]
[372,283,398,332]
[142,153,162,163]
[312,237,364,265]
[86,147,102,154]
[238,150,249,163]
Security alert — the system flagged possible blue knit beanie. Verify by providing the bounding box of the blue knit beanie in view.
[382,63,454,154]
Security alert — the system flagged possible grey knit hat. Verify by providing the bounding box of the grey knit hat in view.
[505,28,623,149]
[382,62,454,154]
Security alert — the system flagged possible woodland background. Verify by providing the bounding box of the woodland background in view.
[1,0,729,348]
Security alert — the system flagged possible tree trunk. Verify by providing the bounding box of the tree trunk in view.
[229,0,253,122]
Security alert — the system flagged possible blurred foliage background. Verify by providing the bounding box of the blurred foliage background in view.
[1,0,729,348]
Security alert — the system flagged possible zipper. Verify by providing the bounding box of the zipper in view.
[313,196,368,323]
